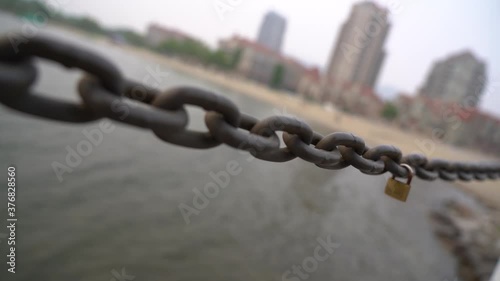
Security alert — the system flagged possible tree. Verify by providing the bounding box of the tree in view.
[270,64,285,89]
[114,29,147,47]
[228,48,242,69]
[70,17,104,34]
[156,38,211,61]
[156,39,182,54]
[209,50,231,69]
[381,102,398,121]
[0,0,48,16]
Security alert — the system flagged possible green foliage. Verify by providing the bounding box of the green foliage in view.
[157,39,211,61]
[157,39,181,54]
[156,39,239,70]
[381,102,398,121]
[121,30,147,47]
[270,64,285,89]
[209,50,230,68]
[185,40,212,61]
[0,0,50,16]
[228,48,242,69]
[0,0,105,34]
[65,16,104,34]
[110,29,147,47]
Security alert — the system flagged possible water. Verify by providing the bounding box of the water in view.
[0,13,482,281]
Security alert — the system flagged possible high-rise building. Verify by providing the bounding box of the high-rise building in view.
[419,51,487,107]
[326,1,391,89]
[256,11,287,53]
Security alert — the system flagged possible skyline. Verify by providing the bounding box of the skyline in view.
[56,0,500,115]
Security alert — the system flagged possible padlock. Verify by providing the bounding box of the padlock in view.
[385,164,414,202]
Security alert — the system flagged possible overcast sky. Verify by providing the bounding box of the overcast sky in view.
[56,0,499,115]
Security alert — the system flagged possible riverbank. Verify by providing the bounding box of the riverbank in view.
[47,24,500,209]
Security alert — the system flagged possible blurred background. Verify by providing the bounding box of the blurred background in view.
[0,0,499,280]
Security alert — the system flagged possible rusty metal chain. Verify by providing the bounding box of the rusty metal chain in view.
[1,35,499,182]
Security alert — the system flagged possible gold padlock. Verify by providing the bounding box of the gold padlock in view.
[385,164,414,202]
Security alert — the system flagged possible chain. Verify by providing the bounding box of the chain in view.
[1,35,499,182]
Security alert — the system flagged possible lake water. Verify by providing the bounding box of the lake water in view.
[0,13,481,281]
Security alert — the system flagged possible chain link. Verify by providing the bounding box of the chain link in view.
[1,35,499,181]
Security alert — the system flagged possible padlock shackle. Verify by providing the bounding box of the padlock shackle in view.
[399,164,414,185]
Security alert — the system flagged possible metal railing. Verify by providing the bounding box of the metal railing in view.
[1,35,499,182]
